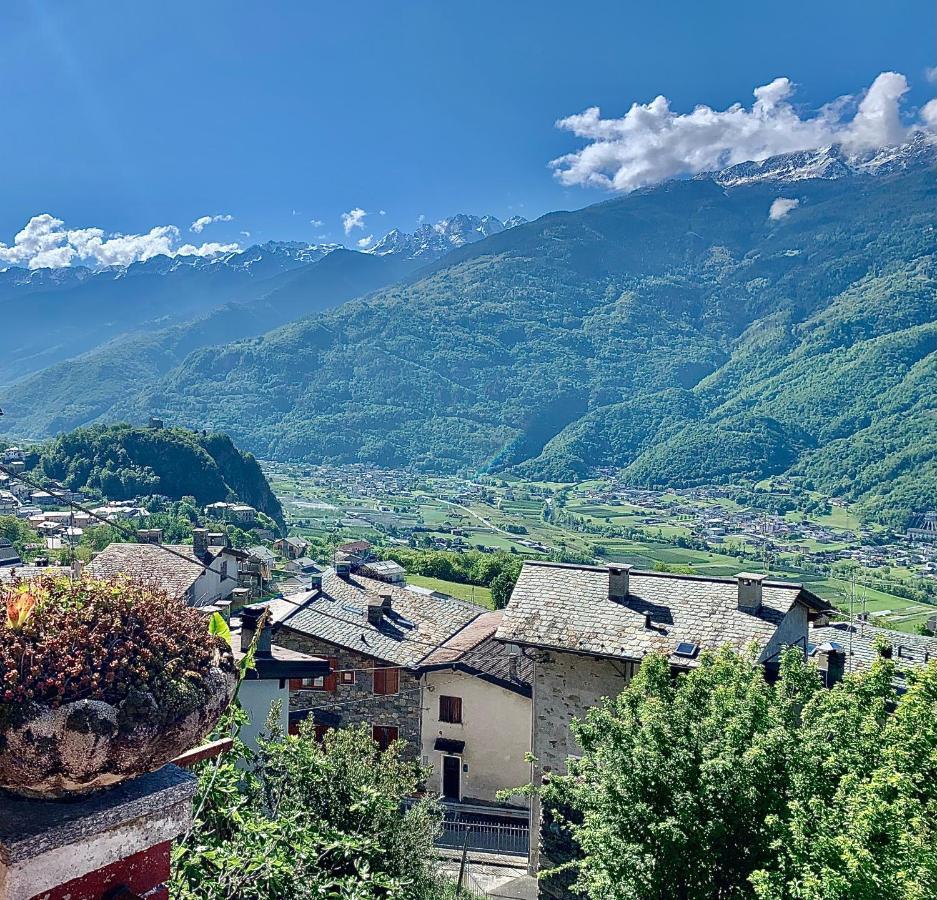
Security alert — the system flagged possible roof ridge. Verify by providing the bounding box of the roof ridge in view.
[524,559,803,588]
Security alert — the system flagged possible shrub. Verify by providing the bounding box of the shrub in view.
[0,574,231,728]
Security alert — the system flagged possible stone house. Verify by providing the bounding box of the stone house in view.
[809,619,937,690]
[266,568,487,754]
[274,536,308,560]
[88,529,242,608]
[496,561,832,875]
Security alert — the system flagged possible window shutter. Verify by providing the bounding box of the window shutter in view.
[325,657,338,692]
[289,678,302,691]
[386,667,400,695]
[373,667,386,695]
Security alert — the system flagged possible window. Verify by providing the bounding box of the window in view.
[372,724,399,752]
[292,658,338,692]
[340,670,356,685]
[373,665,399,695]
[439,695,463,724]
[220,561,229,580]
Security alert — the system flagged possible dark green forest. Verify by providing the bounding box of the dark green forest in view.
[37,424,285,525]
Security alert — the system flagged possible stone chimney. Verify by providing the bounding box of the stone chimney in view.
[818,644,846,687]
[137,528,163,544]
[380,593,393,614]
[240,605,272,656]
[608,564,632,602]
[736,572,765,613]
[192,528,209,559]
[336,561,351,579]
[208,532,228,548]
[367,597,384,626]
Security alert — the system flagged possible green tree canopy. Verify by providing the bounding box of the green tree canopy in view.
[172,720,457,899]
[544,648,937,900]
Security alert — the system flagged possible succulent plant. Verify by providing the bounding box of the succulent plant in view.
[0,573,233,730]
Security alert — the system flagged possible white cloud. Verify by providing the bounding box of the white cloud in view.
[379,209,387,216]
[552,71,930,192]
[921,99,937,129]
[0,214,240,270]
[310,218,324,228]
[190,213,233,233]
[240,230,252,238]
[356,235,374,249]
[341,207,367,235]
[926,66,937,86]
[769,198,800,221]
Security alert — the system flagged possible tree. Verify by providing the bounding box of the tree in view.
[172,719,458,899]
[543,648,937,900]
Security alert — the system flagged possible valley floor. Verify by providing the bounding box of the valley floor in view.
[263,462,937,632]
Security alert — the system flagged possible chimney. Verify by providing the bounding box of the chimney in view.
[509,652,519,682]
[336,561,351,579]
[644,612,653,630]
[380,593,393,614]
[308,572,323,591]
[820,646,846,687]
[367,597,384,626]
[230,587,250,610]
[192,528,209,559]
[208,532,228,548]
[137,528,163,545]
[736,573,765,613]
[240,605,272,656]
[608,565,632,602]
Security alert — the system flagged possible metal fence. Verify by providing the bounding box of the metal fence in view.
[437,815,529,857]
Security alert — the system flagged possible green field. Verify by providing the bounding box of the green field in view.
[405,574,494,609]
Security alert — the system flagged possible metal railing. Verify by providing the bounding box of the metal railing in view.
[437,816,529,857]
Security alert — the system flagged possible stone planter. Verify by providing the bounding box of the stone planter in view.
[0,660,236,799]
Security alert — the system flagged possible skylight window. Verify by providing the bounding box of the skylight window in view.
[674,642,699,659]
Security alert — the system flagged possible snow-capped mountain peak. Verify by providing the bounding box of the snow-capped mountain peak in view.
[366,213,528,261]
[710,131,936,188]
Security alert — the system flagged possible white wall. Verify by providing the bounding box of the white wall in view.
[239,678,289,750]
[420,669,531,807]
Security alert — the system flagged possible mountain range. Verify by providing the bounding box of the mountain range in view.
[2,138,935,527]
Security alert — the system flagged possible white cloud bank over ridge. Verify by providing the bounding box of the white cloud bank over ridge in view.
[0,214,239,270]
[552,71,934,192]
[190,213,233,233]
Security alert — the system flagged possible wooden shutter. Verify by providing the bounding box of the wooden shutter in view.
[325,657,338,692]
[440,695,462,723]
[373,667,386,695]
[385,667,400,695]
[289,678,302,691]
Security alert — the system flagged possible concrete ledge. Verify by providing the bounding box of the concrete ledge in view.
[0,765,195,900]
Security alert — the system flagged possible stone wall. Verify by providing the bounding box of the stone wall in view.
[275,627,423,754]
[528,649,636,881]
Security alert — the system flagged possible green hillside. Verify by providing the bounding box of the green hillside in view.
[1,250,418,438]
[77,151,937,527]
[37,424,285,526]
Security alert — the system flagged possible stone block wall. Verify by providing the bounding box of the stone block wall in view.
[275,627,423,754]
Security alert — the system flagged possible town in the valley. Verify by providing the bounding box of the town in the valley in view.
[2,439,937,893]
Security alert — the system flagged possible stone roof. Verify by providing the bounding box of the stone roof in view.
[496,561,831,666]
[810,620,937,682]
[423,610,533,693]
[268,568,483,668]
[87,543,229,603]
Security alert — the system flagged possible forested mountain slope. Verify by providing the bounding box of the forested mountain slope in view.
[115,141,935,525]
[68,141,937,525]
[1,249,419,437]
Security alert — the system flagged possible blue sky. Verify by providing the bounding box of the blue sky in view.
[0,0,934,263]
